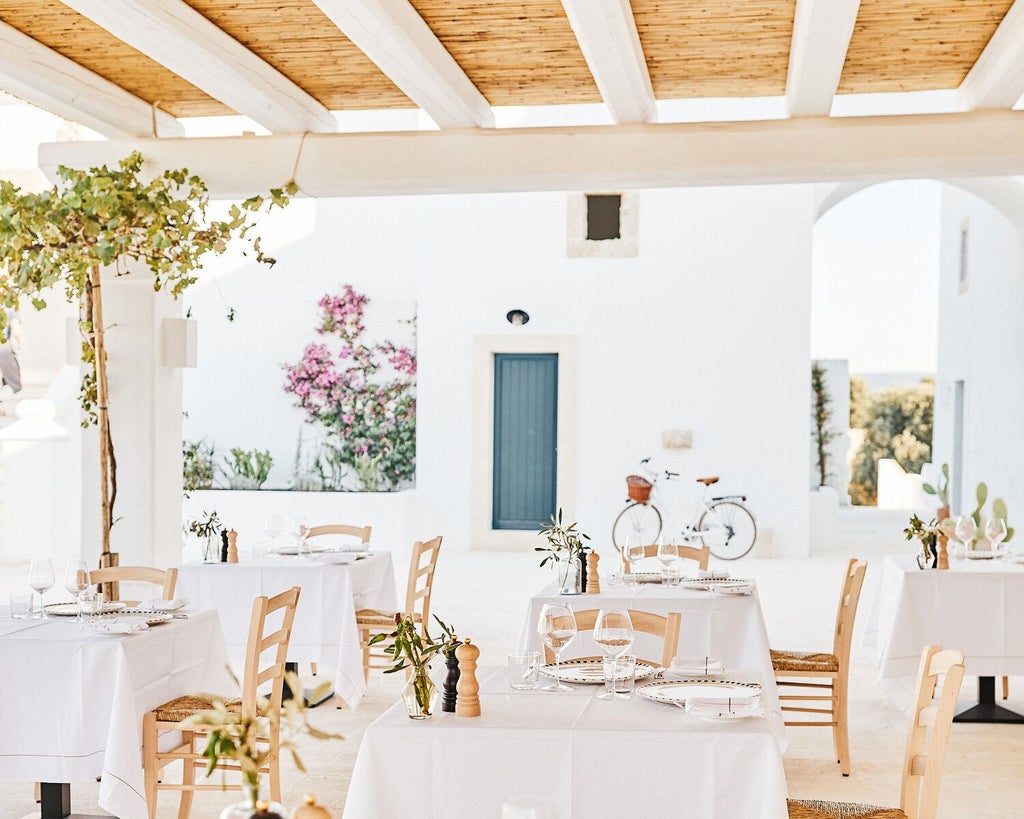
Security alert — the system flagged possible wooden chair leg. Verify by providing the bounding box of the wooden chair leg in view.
[311,662,318,676]
[143,714,159,819]
[834,680,850,776]
[177,731,196,819]
[361,628,371,681]
[1003,676,1009,700]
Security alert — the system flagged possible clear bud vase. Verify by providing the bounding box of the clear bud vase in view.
[558,558,582,595]
[218,779,285,818]
[402,667,438,719]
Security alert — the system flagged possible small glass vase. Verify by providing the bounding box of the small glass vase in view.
[219,781,285,819]
[402,668,438,719]
[558,557,582,595]
[201,535,218,563]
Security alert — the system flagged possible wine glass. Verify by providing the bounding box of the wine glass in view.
[624,537,646,586]
[954,516,976,556]
[593,609,635,700]
[264,515,283,551]
[985,518,1008,554]
[289,516,310,555]
[537,603,577,692]
[64,561,91,622]
[28,559,54,619]
[657,540,678,584]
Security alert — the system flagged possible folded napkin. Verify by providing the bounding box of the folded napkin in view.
[697,569,731,580]
[87,618,150,635]
[671,657,725,675]
[712,583,755,596]
[137,598,188,612]
[686,696,763,717]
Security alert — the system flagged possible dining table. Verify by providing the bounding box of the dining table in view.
[861,552,1024,722]
[176,551,397,709]
[520,576,783,718]
[344,665,788,818]
[0,606,232,819]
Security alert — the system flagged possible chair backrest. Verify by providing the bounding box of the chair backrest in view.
[831,559,867,666]
[621,544,710,572]
[306,524,372,543]
[899,645,965,819]
[238,586,302,718]
[542,608,682,668]
[404,536,442,631]
[89,566,178,603]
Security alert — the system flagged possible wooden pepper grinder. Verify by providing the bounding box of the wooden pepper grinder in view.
[455,638,481,717]
[227,529,239,563]
[290,794,332,819]
[586,551,601,594]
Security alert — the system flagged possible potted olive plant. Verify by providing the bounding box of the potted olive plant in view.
[369,614,448,719]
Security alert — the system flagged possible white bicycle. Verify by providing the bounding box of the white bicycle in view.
[611,458,757,561]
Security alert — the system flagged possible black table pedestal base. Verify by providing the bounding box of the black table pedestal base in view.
[953,676,1024,723]
[39,783,70,819]
[283,661,335,708]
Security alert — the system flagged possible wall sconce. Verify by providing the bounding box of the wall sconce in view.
[506,309,530,327]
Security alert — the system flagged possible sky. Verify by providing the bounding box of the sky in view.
[0,94,942,376]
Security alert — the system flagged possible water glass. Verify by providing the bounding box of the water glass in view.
[251,539,268,561]
[79,591,104,616]
[508,651,540,690]
[9,593,32,619]
[662,562,681,585]
[602,654,636,700]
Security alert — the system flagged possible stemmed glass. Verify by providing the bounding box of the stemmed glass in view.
[289,516,310,555]
[537,603,577,692]
[954,516,976,556]
[593,608,635,700]
[985,518,1008,555]
[64,561,91,622]
[623,537,646,587]
[28,559,54,619]
[264,515,283,552]
[657,540,678,584]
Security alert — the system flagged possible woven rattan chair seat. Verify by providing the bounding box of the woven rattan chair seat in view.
[771,649,840,673]
[355,609,422,627]
[787,799,906,818]
[151,695,242,723]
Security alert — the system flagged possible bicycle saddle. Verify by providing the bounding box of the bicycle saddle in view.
[696,476,719,485]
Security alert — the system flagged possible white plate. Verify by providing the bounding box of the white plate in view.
[43,601,126,617]
[537,658,660,685]
[964,550,1003,560]
[86,618,151,635]
[87,612,173,626]
[636,679,762,706]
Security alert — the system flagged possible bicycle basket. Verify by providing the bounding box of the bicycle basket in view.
[625,475,652,503]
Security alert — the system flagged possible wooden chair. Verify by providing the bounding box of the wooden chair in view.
[306,523,372,543]
[542,609,682,668]
[787,644,965,819]
[355,536,442,679]
[771,558,867,776]
[141,586,300,819]
[88,565,178,606]
[304,524,370,676]
[621,543,710,573]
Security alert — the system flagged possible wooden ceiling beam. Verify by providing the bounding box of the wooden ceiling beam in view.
[311,0,492,129]
[59,0,337,133]
[958,0,1024,109]
[560,0,655,123]
[786,0,861,116]
[0,21,182,139]
[38,111,1024,199]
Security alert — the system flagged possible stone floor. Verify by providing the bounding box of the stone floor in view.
[2,507,1023,817]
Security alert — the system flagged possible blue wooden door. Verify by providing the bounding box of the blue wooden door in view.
[492,354,558,529]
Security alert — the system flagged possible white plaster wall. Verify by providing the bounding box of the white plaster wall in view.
[414,186,815,558]
[935,187,1024,521]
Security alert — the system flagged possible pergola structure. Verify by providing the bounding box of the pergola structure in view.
[0,0,1022,194]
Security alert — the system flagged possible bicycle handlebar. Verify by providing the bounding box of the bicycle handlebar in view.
[665,470,679,479]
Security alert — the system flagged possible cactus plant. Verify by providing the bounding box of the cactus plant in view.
[922,463,950,508]
[970,482,989,527]
[993,498,1015,543]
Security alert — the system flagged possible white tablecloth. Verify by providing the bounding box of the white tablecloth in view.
[344,667,788,819]
[176,553,397,708]
[0,608,232,819]
[862,554,1024,684]
[520,580,783,730]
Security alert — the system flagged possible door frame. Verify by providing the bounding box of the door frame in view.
[472,334,576,549]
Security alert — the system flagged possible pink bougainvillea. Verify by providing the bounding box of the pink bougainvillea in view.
[283,285,416,490]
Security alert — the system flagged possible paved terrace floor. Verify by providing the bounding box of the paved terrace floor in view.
[1,507,1021,818]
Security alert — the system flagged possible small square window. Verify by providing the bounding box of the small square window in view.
[586,194,621,241]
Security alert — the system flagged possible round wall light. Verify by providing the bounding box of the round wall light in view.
[506,309,530,327]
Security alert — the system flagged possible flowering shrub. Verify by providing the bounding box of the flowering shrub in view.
[283,285,416,490]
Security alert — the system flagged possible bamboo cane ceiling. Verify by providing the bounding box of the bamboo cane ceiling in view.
[0,0,1018,122]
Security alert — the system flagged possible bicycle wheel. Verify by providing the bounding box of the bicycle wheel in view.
[698,500,757,560]
[612,503,662,550]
